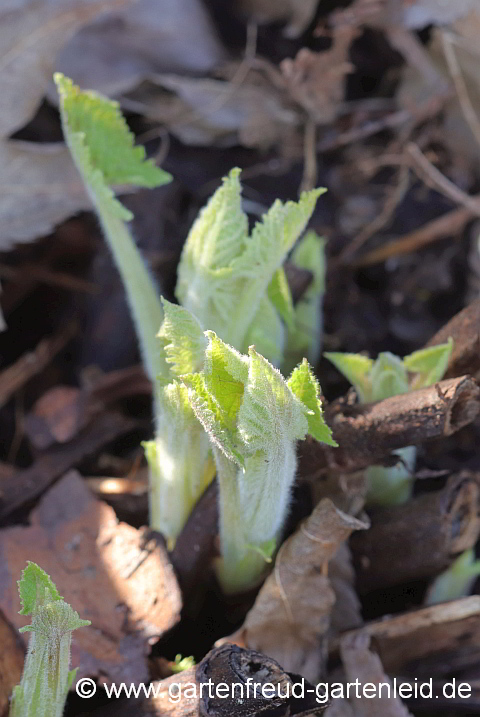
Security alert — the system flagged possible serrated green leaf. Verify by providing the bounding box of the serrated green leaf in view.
[55,73,171,191]
[404,338,453,389]
[176,174,325,364]
[176,167,248,278]
[267,267,295,330]
[183,371,245,467]
[237,348,308,452]
[324,352,374,403]
[203,331,248,428]
[18,562,62,616]
[287,359,337,446]
[158,299,207,376]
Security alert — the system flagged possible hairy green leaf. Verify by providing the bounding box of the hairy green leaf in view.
[288,359,337,446]
[158,299,206,376]
[18,562,62,616]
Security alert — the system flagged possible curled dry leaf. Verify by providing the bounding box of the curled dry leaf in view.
[236,0,319,39]
[340,631,414,717]
[0,470,182,684]
[280,26,357,125]
[126,72,299,150]
[0,0,136,138]
[0,141,90,248]
[53,0,225,98]
[237,499,368,682]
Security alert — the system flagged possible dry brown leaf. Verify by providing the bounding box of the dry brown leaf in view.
[52,0,225,98]
[280,26,357,125]
[238,499,368,682]
[0,470,182,684]
[0,140,90,248]
[340,632,414,717]
[236,0,318,38]
[126,73,299,150]
[0,0,136,138]
[329,543,363,635]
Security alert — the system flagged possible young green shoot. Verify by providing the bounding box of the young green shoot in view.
[9,562,90,717]
[56,74,327,543]
[176,168,326,366]
[325,340,453,506]
[426,549,480,605]
[182,330,337,593]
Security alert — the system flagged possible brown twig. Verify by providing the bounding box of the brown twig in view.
[0,411,136,521]
[0,321,78,409]
[442,30,480,149]
[301,376,480,476]
[350,472,480,592]
[426,298,480,379]
[405,142,480,216]
[339,164,410,264]
[353,203,474,267]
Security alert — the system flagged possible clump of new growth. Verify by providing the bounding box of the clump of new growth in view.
[175,323,337,593]
[326,340,453,505]
[426,549,480,605]
[10,562,90,717]
[56,72,327,545]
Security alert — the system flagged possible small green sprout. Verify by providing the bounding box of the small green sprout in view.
[9,562,90,717]
[325,340,453,506]
[182,329,336,593]
[56,71,327,545]
[426,549,480,605]
[171,654,196,673]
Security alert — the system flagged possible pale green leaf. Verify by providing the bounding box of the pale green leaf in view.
[175,174,325,362]
[244,296,285,366]
[324,352,374,403]
[287,359,337,446]
[55,73,171,191]
[18,562,62,616]
[267,267,295,330]
[158,299,207,376]
[176,167,248,280]
[404,338,453,389]
[183,371,245,467]
[369,352,409,401]
[56,73,170,383]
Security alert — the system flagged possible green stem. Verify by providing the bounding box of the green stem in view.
[366,445,416,506]
[89,202,167,382]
